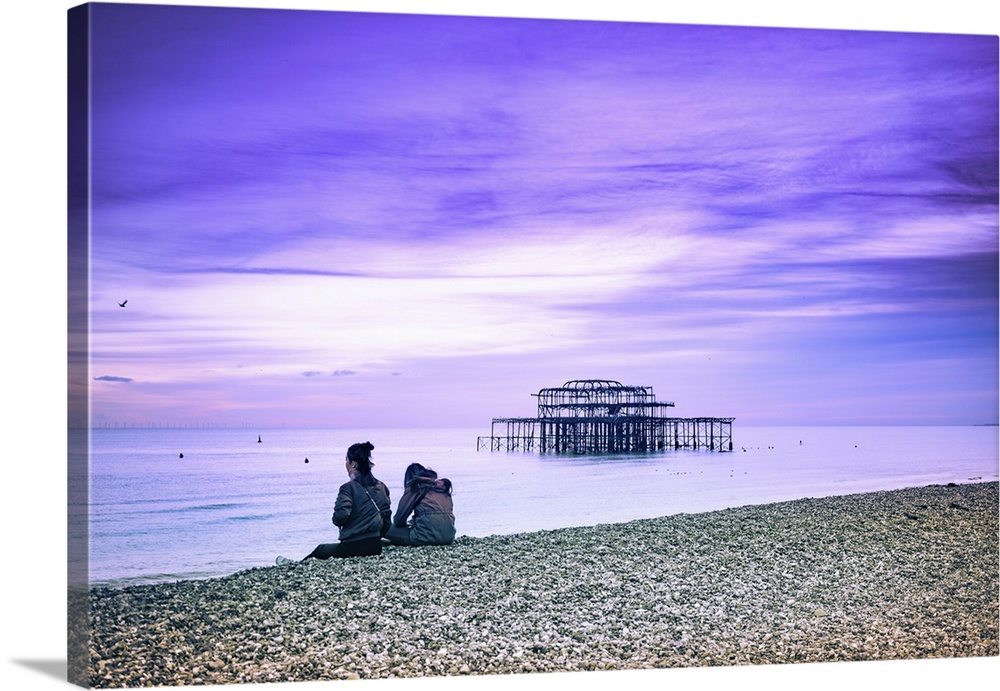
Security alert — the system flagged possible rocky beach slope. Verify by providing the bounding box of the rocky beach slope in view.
[84,482,998,687]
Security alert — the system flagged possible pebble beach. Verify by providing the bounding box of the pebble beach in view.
[82,481,998,688]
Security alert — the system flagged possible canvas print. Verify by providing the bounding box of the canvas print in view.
[67,2,999,688]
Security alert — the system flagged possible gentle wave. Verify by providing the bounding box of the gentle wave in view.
[84,425,999,586]
[224,514,280,522]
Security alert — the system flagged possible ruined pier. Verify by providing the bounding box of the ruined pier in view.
[477,379,734,454]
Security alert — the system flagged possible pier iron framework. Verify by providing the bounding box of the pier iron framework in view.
[477,379,734,454]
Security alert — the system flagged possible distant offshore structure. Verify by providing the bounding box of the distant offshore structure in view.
[478,379,734,454]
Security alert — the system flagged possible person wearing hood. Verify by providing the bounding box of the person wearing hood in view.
[385,462,456,546]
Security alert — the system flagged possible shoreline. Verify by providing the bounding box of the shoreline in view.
[82,481,998,687]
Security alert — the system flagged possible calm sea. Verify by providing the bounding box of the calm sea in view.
[73,426,998,588]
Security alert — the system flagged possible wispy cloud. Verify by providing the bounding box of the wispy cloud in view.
[85,6,997,426]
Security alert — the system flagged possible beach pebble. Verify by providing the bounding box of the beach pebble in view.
[82,482,998,687]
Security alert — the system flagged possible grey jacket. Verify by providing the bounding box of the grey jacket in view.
[392,478,455,546]
[332,477,391,543]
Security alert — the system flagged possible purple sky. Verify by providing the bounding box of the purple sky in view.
[84,3,998,428]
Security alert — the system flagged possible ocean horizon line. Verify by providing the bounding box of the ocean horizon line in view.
[77,421,998,430]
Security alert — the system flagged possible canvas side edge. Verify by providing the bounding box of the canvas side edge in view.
[67,3,92,688]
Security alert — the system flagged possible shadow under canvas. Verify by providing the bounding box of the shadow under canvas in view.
[12,659,67,682]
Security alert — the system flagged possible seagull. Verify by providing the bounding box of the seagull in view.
[118,300,127,308]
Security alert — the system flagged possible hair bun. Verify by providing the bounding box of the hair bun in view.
[364,441,374,451]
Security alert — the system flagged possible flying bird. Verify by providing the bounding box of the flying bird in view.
[118,300,127,308]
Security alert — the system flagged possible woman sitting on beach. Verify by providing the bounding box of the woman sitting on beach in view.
[276,441,391,563]
[384,463,456,547]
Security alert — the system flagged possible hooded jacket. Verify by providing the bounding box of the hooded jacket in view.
[392,477,456,546]
[332,476,391,543]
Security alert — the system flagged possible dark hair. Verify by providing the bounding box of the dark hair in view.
[347,441,376,482]
[403,462,429,488]
[403,462,452,496]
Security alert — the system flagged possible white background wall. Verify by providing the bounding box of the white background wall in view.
[3,2,997,690]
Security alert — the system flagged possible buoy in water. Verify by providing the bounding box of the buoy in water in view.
[304,458,309,463]
[179,453,184,458]
[257,435,262,443]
